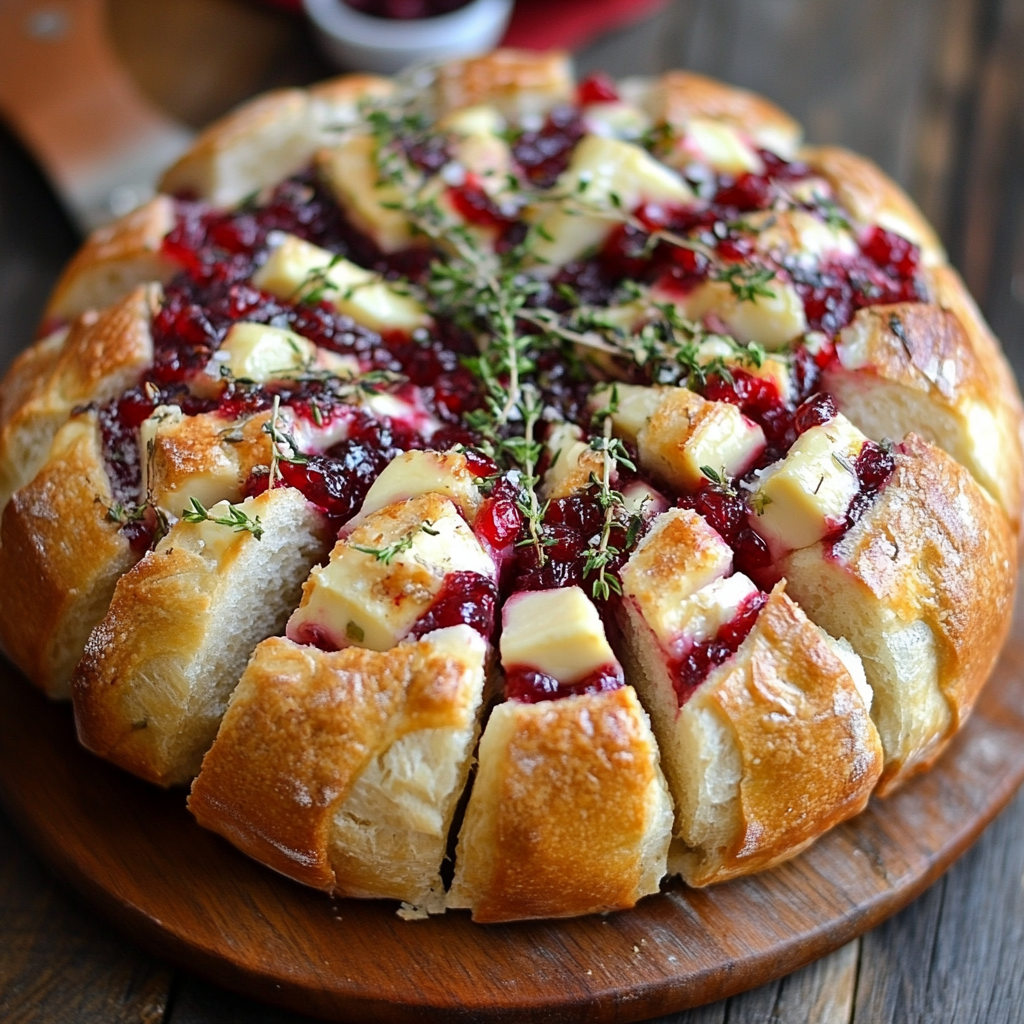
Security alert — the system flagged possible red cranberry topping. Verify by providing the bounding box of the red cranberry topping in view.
[463,448,499,477]
[792,392,837,435]
[676,485,771,578]
[408,571,498,641]
[843,440,896,530]
[512,106,586,188]
[289,621,340,652]
[860,225,921,278]
[447,177,516,231]
[713,172,774,212]
[504,661,625,704]
[670,590,768,704]
[577,72,620,106]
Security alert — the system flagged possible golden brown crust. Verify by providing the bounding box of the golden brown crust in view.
[685,586,883,885]
[189,634,480,891]
[0,414,138,698]
[434,50,574,118]
[307,73,395,111]
[649,71,803,157]
[449,687,671,922]
[43,197,178,324]
[72,488,332,786]
[800,146,945,264]
[824,300,1024,527]
[0,285,156,513]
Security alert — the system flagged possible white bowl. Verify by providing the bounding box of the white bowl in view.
[304,0,514,75]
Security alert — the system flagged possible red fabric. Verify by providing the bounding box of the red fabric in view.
[254,0,668,51]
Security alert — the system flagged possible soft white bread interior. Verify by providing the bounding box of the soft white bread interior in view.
[0,413,140,698]
[780,434,1017,794]
[447,686,673,922]
[189,626,488,910]
[72,488,332,787]
[0,285,156,516]
[823,301,1024,528]
[622,585,881,886]
[43,197,178,323]
[159,74,394,208]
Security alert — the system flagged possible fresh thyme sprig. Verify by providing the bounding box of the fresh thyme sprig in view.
[352,520,439,565]
[182,497,264,540]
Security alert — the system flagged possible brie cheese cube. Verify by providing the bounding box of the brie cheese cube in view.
[750,208,857,262]
[500,587,616,684]
[318,134,416,253]
[662,276,807,350]
[252,234,430,334]
[669,573,759,651]
[619,508,733,647]
[620,480,669,518]
[216,322,317,383]
[677,118,763,175]
[639,388,765,492]
[529,135,694,268]
[590,383,666,445]
[540,422,604,500]
[287,494,494,652]
[355,449,484,523]
[140,406,273,515]
[440,105,513,185]
[751,413,868,554]
[581,101,652,141]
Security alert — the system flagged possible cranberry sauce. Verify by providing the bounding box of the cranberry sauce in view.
[408,571,499,641]
[504,661,625,704]
[511,106,587,188]
[841,439,897,532]
[670,590,768,705]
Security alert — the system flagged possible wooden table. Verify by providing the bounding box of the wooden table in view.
[2,1,1024,1020]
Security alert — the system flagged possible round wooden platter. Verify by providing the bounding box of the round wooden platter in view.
[2,630,1024,1024]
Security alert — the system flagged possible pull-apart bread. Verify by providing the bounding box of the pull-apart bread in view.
[1,50,1019,922]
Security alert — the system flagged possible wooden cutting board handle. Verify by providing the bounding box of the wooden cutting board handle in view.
[0,0,191,229]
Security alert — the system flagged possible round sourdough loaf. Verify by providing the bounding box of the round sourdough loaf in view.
[0,50,1018,922]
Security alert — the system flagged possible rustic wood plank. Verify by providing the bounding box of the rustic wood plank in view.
[170,974,317,1023]
[0,808,172,1024]
[852,786,1024,1024]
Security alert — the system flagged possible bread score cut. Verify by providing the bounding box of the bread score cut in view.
[0,412,140,698]
[0,284,157,516]
[72,487,332,787]
[189,626,488,911]
[448,587,672,922]
[779,433,1017,793]
[614,509,881,884]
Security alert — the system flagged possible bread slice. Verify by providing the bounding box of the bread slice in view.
[189,626,488,911]
[0,284,156,515]
[447,686,673,922]
[780,433,1017,793]
[43,198,178,324]
[823,301,1024,527]
[448,586,672,922]
[618,581,882,886]
[0,412,140,698]
[159,75,393,208]
[72,488,332,786]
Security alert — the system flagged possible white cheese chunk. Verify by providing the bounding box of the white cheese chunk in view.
[356,449,484,523]
[500,587,616,684]
[664,276,808,350]
[581,101,652,141]
[639,387,766,492]
[214,322,317,383]
[287,494,494,653]
[318,134,416,253]
[750,413,868,554]
[529,135,694,269]
[620,508,733,647]
[252,233,430,334]
[620,480,669,518]
[540,421,606,500]
[678,118,763,175]
[668,573,759,651]
[590,383,666,445]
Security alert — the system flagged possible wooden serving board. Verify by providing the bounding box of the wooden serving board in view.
[1,623,1024,1024]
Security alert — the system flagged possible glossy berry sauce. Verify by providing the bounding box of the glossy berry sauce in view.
[669,590,768,705]
[409,571,499,641]
[504,661,625,704]
[511,105,587,188]
[842,440,897,531]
